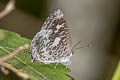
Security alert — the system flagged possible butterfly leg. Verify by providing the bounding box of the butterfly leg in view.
[54,62,59,69]
[62,60,71,69]
[66,62,71,69]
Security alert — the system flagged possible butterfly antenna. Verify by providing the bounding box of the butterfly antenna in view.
[72,40,82,50]
[72,43,92,51]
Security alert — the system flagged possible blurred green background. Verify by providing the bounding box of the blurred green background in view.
[0,0,120,80]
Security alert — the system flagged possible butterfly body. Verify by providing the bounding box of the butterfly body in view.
[30,9,72,67]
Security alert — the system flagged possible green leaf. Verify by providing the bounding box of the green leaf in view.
[112,61,120,80]
[0,29,71,80]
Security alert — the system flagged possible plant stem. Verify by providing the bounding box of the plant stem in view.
[112,61,120,80]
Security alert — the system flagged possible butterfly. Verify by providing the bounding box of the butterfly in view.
[30,9,73,68]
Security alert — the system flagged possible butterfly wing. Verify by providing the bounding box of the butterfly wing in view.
[30,9,72,64]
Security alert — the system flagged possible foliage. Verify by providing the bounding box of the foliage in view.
[0,29,71,80]
[112,61,120,80]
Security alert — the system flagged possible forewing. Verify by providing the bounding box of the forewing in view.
[30,9,72,63]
